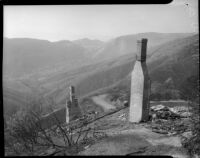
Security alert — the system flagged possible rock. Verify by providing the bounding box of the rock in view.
[151,105,182,120]
[167,131,177,136]
[118,114,125,120]
[169,106,190,113]
[181,131,192,139]
[151,113,157,122]
[151,117,190,136]
[123,101,129,107]
[169,106,192,118]
[151,105,166,111]
[180,112,192,118]
[84,145,90,150]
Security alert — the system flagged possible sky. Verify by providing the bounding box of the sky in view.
[4,0,198,42]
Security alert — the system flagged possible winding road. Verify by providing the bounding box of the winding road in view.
[92,94,116,111]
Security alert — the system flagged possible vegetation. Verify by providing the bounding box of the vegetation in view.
[4,99,98,156]
[182,101,200,157]
[181,49,199,157]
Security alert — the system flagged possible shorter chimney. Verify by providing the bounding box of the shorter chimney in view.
[66,86,82,123]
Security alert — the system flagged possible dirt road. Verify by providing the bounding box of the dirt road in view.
[92,94,116,111]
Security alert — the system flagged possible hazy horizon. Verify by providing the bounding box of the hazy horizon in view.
[4,0,198,42]
[3,32,198,43]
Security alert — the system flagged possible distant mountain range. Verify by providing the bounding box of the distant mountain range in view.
[3,38,89,78]
[3,32,199,118]
[73,38,104,53]
[3,32,193,78]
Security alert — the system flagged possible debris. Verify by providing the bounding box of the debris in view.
[167,131,177,136]
[150,105,181,120]
[117,113,126,121]
[151,118,190,135]
[119,114,125,117]
[169,106,192,118]
[118,114,125,118]
[150,105,191,135]
[84,145,90,150]
[169,106,190,113]
[179,112,192,118]
[152,113,157,121]
[151,104,166,111]
[181,131,192,139]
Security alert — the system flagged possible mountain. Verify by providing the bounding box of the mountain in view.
[3,86,29,119]
[3,33,198,118]
[148,34,199,83]
[93,32,194,61]
[148,34,199,99]
[3,38,89,78]
[3,33,193,79]
[73,38,104,53]
[77,34,199,99]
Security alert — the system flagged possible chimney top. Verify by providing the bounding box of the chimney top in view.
[136,38,148,62]
[69,86,75,94]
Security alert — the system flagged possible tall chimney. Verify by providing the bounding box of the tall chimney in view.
[129,38,150,123]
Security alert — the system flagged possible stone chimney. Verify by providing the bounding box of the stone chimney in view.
[129,38,150,123]
[136,38,147,62]
[66,86,82,123]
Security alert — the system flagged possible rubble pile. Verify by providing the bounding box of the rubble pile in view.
[150,104,181,120]
[150,105,192,135]
[169,106,192,118]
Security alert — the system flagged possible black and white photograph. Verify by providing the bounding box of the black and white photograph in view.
[3,0,199,156]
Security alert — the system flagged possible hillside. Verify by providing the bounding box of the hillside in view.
[3,87,29,119]
[148,34,199,81]
[77,34,199,100]
[3,33,193,79]
[92,32,193,60]
[35,33,198,103]
[73,38,105,55]
[3,38,89,78]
